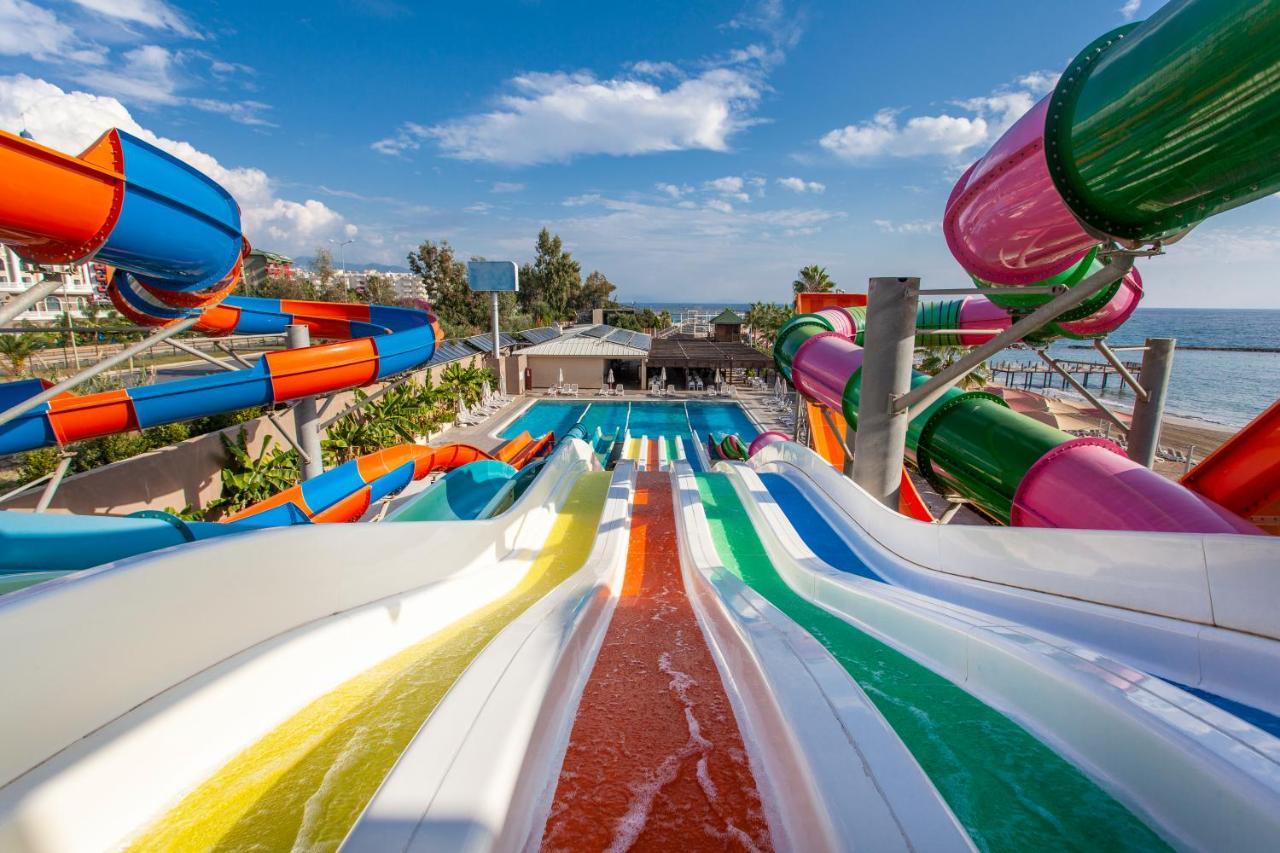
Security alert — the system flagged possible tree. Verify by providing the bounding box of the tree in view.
[312,247,336,291]
[407,240,488,335]
[0,332,43,375]
[359,273,397,305]
[745,301,793,350]
[577,270,616,311]
[917,345,992,390]
[792,264,836,294]
[519,228,581,322]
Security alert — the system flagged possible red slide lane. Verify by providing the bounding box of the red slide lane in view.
[541,473,773,852]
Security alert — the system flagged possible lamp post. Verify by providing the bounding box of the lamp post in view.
[329,238,354,293]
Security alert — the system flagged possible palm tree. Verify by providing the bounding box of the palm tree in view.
[0,333,43,375]
[792,265,836,295]
[916,345,992,391]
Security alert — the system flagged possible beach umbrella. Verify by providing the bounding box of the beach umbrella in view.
[607,368,615,385]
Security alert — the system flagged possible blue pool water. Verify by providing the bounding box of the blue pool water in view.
[499,401,759,472]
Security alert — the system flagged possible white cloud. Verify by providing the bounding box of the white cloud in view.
[0,74,354,254]
[0,0,102,64]
[68,0,196,37]
[76,44,181,104]
[873,219,936,235]
[819,72,1060,163]
[706,198,735,214]
[1120,0,1141,21]
[490,181,525,193]
[777,176,824,193]
[375,67,763,165]
[465,202,494,214]
[655,182,692,199]
[628,60,683,79]
[706,175,751,202]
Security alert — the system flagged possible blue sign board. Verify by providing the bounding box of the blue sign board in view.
[467,260,519,292]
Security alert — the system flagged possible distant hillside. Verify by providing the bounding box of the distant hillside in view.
[293,256,411,274]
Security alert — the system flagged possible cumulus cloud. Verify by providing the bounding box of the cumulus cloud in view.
[777,176,824,193]
[819,71,1060,163]
[373,67,763,165]
[1120,0,1141,21]
[68,0,197,37]
[706,175,751,202]
[0,0,103,64]
[655,182,692,199]
[0,74,354,254]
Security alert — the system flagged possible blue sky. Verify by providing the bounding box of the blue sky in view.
[1,0,1276,308]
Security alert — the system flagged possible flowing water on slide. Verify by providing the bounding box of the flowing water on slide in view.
[127,472,610,852]
[694,472,1167,852]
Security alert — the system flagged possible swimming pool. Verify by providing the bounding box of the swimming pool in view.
[498,401,760,472]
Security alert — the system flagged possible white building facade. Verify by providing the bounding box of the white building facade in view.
[0,245,107,323]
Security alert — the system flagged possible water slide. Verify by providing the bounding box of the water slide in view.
[774,0,1280,535]
[0,126,442,511]
[687,455,1280,849]
[1182,400,1280,535]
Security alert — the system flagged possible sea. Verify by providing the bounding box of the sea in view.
[634,304,1279,428]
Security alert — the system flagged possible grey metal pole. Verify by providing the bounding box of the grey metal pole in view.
[287,324,324,480]
[852,276,920,507]
[0,277,63,325]
[491,290,506,396]
[34,453,74,513]
[1127,337,1175,467]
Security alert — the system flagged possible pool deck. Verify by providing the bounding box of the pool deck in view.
[425,388,987,526]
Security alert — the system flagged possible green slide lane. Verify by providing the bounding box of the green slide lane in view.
[694,473,1167,852]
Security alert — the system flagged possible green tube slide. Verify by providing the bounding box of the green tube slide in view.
[694,473,1166,851]
[389,460,518,522]
[1045,0,1280,241]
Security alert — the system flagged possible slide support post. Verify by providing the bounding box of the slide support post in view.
[1127,337,1175,468]
[287,324,324,481]
[491,290,506,396]
[853,276,919,508]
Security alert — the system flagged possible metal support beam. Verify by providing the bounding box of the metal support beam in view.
[0,316,200,429]
[168,338,238,372]
[919,284,1067,296]
[818,405,856,477]
[491,290,507,396]
[34,452,75,512]
[1032,349,1130,435]
[1127,337,1175,468]
[852,276,920,507]
[0,277,65,326]
[287,325,324,480]
[213,341,254,369]
[892,253,1136,416]
[317,370,419,431]
[1091,338,1148,400]
[0,470,55,505]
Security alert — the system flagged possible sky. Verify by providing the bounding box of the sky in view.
[1,0,1276,308]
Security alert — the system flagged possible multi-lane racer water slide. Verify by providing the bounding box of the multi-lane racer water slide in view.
[3,1,1280,850]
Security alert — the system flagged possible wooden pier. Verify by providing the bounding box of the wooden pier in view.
[990,358,1142,392]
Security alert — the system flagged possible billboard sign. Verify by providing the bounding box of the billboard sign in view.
[467,260,519,293]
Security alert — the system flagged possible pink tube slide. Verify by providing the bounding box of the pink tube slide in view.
[944,97,1097,285]
[791,332,863,412]
[1057,266,1144,337]
[748,431,792,457]
[1012,438,1260,534]
[955,296,1013,345]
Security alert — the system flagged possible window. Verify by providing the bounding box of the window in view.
[40,297,63,312]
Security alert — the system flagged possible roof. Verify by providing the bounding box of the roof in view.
[464,332,519,353]
[248,249,294,265]
[519,336,649,358]
[647,337,771,368]
[711,308,744,325]
[518,326,562,344]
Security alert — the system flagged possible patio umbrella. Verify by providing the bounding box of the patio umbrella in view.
[558,367,564,387]
[659,367,667,386]
[714,369,722,385]
[607,368,615,385]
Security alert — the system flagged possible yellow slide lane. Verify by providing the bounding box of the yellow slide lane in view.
[128,471,611,853]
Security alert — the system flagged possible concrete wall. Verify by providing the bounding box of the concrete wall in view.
[0,358,468,517]
[527,356,605,389]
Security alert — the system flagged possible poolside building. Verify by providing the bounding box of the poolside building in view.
[517,324,652,390]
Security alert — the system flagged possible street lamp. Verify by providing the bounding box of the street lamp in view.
[329,238,355,292]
